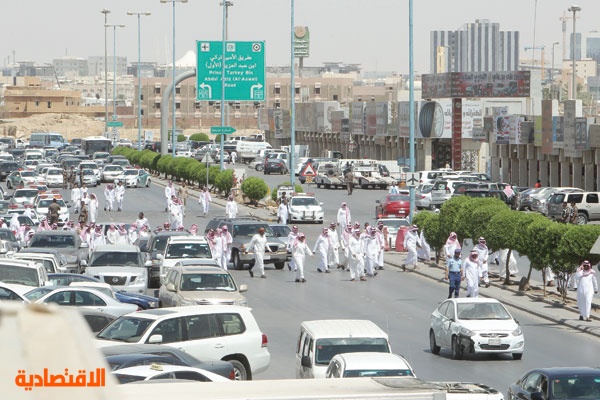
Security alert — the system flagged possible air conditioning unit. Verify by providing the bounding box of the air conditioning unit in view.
[194,112,201,119]
[154,111,161,118]
[234,111,241,119]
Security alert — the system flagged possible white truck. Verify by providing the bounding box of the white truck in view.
[237,141,272,163]
[314,162,345,189]
[352,163,388,189]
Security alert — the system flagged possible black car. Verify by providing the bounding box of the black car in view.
[101,344,235,380]
[106,353,187,371]
[507,367,600,399]
[264,158,288,175]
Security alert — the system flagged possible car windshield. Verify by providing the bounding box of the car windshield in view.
[386,195,410,202]
[123,170,138,176]
[17,258,54,273]
[270,226,291,237]
[233,224,273,237]
[38,199,66,208]
[29,234,75,248]
[24,287,55,301]
[456,302,512,320]
[165,243,211,259]
[14,190,38,198]
[80,163,97,169]
[0,230,17,241]
[47,169,61,175]
[343,369,414,378]
[179,273,236,292]
[21,171,36,177]
[379,219,409,229]
[97,317,154,342]
[291,197,318,206]
[315,338,390,365]
[104,166,122,172]
[90,251,142,267]
[0,265,40,287]
[113,374,145,384]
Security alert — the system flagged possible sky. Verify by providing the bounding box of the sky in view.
[1,0,600,74]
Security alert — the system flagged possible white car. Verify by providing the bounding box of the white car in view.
[11,188,39,206]
[96,305,271,380]
[101,165,124,183]
[429,298,524,360]
[43,167,64,188]
[158,236,213,283]
[376,218,410,250]
[79,162,101,179]
[415,184,434,210]
[34,286,138,317]
[35,196,69,225]
[326,352,415,378]
[113,364,229,384]
[288,194,325,224]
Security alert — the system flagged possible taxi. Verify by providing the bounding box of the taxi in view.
[118,168,152,188]
[287,193,324,224]
[34,191,69,225]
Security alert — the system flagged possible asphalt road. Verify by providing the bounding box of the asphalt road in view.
[18,169,600,395]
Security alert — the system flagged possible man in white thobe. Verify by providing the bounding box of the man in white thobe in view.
[402,225,421,271]
[474,237,490,287]
[164,181,175,212]
[348,229,367,281]
[463,250,480,298]
[246,227,270,278]
[312,228,331,273]
[576,260,598,321]
[293,233,312,283]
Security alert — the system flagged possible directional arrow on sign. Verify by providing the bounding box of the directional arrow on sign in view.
[250,83,263,100]
[210,126,237,135]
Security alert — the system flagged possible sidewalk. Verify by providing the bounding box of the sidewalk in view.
[152,175,600,338]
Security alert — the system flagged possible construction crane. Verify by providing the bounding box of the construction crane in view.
[524,45,546,80]
[560,11,579,61]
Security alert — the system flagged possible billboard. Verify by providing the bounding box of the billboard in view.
[552,116,564,149]
[574,117,590,150]
[350,102,365,135]
[315,101,340,133]
[422,71,531,99]
[293,26,310,58]
[295,102,317,132]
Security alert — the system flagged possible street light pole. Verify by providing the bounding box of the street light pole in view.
[551,41,559,82]
[569,4,581,100]
[220,0,227,170]
[161,0,188,157]
[101,9,110,138]
[408,0,415,223]
[220,1,233,132]
[290,0,295,186]
[106,24,126,143]
[128,11,152,151]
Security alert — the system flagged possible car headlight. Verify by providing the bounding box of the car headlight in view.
[147,301,158,308]
[236,299,248,307]
[180,298,196,306]
[459,327,474,337]
[66,256,78,264]
[512,327,522,336]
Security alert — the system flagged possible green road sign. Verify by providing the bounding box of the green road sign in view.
[107,121,124,127]
[196,41,265,102]
[210,126,236,135]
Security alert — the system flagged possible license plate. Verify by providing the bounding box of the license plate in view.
[263,255,270,260]
[488,338,501,346]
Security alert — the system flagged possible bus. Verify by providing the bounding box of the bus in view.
[81,136,112,156]
[28,132,66,149]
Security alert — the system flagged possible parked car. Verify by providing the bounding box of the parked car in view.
[462,189,510,205]
[96,305,271,380]
[84,244,148,294]
[429,298,524,360]
[325,352,415,378]
[415,184,434,210]
[143,231,190,288]
[34,286,139,317]
[376,218,410,250]
[507,367,600,400]
[546,190,600,224]
[0,258,51,288]
[375,194,411,218]
[6,170,41,189]
[28,230,88,272]
[112,364,229,384]
[157,236,213,284]
[101,344,235,380]
[159,264,248,307]
[264,158,288,175]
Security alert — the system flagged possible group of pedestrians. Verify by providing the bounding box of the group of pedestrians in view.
[102,181,125,212]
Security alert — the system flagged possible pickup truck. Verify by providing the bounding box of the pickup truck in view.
[314,162,345,189]
[352,164,388,189]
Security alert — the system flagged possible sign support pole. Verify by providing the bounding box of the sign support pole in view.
[408,0,415,224]
[220,3,227,171]
[290,0,296,186]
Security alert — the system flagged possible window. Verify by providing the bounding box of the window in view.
[175,87,181,94]
[333,94,338,101]
[175,102,181,110]
[140,94,144,101]
[315,86,321,95]
[47,102,52,108]
[274,101,281,109]
[74,291,107,307]
[45,291,71,305]
[295,87,300,95]
[586,193,599,203]
[35,101,39,107]
[195,102,201,110]
[274,83,281,95]
[186,314,214,339]
[154,102,160,109]
[154,87,161,95]
[216,313,245,335]
[150,318,183,344]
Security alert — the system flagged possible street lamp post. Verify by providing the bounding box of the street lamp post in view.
[128,11,152,151]
[220,1,233,133]
[101,9,110,138]
[290,0,295,186]
[105,24,126,143]
[569,4,581,100]
[551,41,559,82]
[161,0,188,157]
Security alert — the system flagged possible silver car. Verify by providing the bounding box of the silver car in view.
[415,184,434,210]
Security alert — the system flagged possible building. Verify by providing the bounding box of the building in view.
[570,32,582,61]
[586,34,600,65]
[430,19,519,73]
[88,56,128,77]
[53,57,89,78]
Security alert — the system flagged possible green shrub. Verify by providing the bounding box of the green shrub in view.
[215,169,234,196]
[242,177,269,205]
[157,155,173,177]
[207,165,221,186]
[177,134,187,142]
[189,133,209,142]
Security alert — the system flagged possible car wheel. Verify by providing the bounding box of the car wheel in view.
[429,330,441,354]
[232,250,244,270]
[256,165,263,171]
[274,262,285,270]
[451,336,463,360]
[228,359,248,381]
[428,204,436,211]
[512,353,523,360]
[6,180,11,189]
[575,213,588,225]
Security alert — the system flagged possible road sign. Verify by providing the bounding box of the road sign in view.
[210,126,236,135]
[107,121,124,127]
[405,172,419,187]
[196,41,265,101]
[300,162,316,177]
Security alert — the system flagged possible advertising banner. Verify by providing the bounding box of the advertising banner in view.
[552,116,564,149]
[452,98,462,169]
[574,117,589,150]
[422,71,531,98]
[293,26,310,58]
[493,107,510,145]
[350,102,365,136]
[295,103,317,132]
[541,100,553,154]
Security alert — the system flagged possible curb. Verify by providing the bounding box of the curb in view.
[384,258,600,339]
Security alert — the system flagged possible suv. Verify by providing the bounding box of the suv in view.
[547,191,600,224]
[96,305,271,380]
[84,244,148,294]
[0,161,20,181]
[288,194,325,224]
[28,230,88,273]
[0,258,50,288]
[159,264,248,307]
[143,231,190,288]
[204,217,287,270]
[158,236,213,284]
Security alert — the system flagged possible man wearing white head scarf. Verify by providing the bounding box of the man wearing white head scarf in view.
[402,225,421,271]
[576,260,598,321]
[336,202,351,235]
[225,195,238,218]
[293,233,312,283]
[348,229,367,281]
[312,228,331,273]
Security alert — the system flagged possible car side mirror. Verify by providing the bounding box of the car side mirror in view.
[166,283,175,292]
[301,355,312,368]
[239,284,248,293]
[80,242,89,249]
[148,334,163,344]
[156,254,163,260]
[144,260,153,267]
[80,259,88,267]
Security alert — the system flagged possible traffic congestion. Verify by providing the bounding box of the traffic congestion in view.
[1,136,599,400]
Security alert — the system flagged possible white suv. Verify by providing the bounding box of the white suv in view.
[158,236,213,284]
[96,305,270,380]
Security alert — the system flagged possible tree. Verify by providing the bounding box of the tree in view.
[483,209,522,285]
[157,155,173,178]
[438,196,471,244]
[242,177,268,205]
[523,215,561,294]
[177,134,187,142]
[215,169,234,196]
[189,133,209,142]
[455,198,506,242]
[413,211,445,263]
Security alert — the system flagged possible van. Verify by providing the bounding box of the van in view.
[29,132,66,149]
[295,319,391,379]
